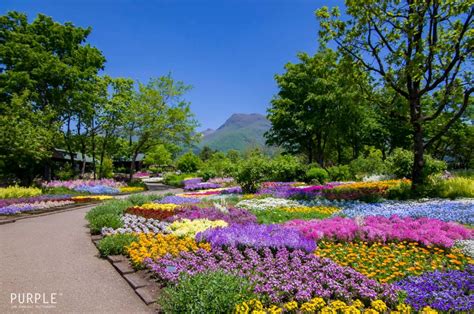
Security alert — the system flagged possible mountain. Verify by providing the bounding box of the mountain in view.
[199,113,272,152]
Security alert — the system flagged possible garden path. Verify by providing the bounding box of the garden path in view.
[0,188,182,313]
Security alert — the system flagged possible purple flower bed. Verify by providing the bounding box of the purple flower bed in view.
[196,224,316,252]
[284,216,473,248]
[169,207,257,225]
[157,195,201,205]
[184,182,221,191]
[43,179,122,189]
[0,200,75,215]
[0,195,73,208]
[219,186,242,194]
[146,246,399,305]
[396,265,474,311]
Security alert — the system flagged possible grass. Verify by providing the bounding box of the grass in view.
[252,208,333,224]
[97,234,138,257]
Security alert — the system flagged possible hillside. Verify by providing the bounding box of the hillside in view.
[199,113,271,152]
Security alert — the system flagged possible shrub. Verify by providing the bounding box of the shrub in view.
[349,148,386,178]
[85,200,131,234]
[163,173,196,187]
[127,193,163,206]
[97,234,138,257]
[88,213,123,234]
[176,152,202,173]
[430,177,474,199]
[268,155,306,182]
[305,167,329,184]
[235,155,270,193]
[159,271,256,314]
[99,157,114,179]
[386,148,446,179]
[56,163,75,180]
[327,165,352,181]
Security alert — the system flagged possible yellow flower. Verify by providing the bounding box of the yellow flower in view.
[167,218,228,237]
[370,300,387,312]
[72,195,113,200]
[139,203,179,211]
[127,233,210,267]
[283,301,298,311]
[352,300,364,309]
[421,306,438,314]
[119,186,145,193]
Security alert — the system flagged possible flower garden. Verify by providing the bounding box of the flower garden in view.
[0,179,145,216]
[88,178,474,313]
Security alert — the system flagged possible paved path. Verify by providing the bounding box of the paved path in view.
[0,189,181,313]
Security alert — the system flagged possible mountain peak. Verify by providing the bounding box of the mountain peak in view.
[199,113,271,152]
[218,113,268,130]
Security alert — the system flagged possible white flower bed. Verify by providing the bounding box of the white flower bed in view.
[235,197,302,211]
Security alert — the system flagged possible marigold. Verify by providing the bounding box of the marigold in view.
[126,233,210,267]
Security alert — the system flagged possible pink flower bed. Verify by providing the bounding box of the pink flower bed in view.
[284,216,474,248]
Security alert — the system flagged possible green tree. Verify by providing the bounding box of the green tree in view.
[176,152,202,173]
[123,75,198,179]
[143,145,172,166]
[316,1,473,188]
[0,11,105,181]
[199,146,216,161]
[266,49,374,165]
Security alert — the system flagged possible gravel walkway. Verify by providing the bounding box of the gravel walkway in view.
[0,189,181,313]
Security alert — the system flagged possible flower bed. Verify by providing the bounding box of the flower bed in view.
[0,200,75,215]
[322,179,409,201]
[101,214,169,235]
[196,224,316,252]
[315,241,472,283]
[146,247,399,305]
[167,218,228,237]
[127,233,211,267]
[169,206,257,225]
[235,197,302,211]
[0,186,42,199]
[285,216,473,247]
[125,203,179,220]
[157,195,201,205]
[119,186,145,193]
[86,179,473,311]
[44,179,123,189]
[395,266,474,311]
[338,199,474,225]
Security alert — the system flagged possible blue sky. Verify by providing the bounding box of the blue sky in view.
[1,0,344,130]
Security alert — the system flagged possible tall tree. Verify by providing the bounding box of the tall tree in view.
[123,75,198,179]
[266,49,373,165]
[316,1,473,188]
[0,11,105,181]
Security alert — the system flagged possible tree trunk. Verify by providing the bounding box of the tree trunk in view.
[129,152,138,181]
[411,116,424,190]
[91,125,96,180]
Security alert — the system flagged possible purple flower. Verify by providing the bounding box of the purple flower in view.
[196,224,316,252]
[396,265,474,311]
[146,246,399,305]
[169,207,257,225]
[157,195,201,205]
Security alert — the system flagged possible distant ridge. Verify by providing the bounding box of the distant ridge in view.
[198,113,271,152]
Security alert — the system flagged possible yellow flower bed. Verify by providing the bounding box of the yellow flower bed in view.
[167,218,228,237]
[334,179,410,191]
[0,186,42,199]
[235,298,431,314]
[119,186,145,193]
[72,195,113,201]
[316,241,473,283]
[127,233,211,267]
[138,203,179,211]
[280,206,340,215]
